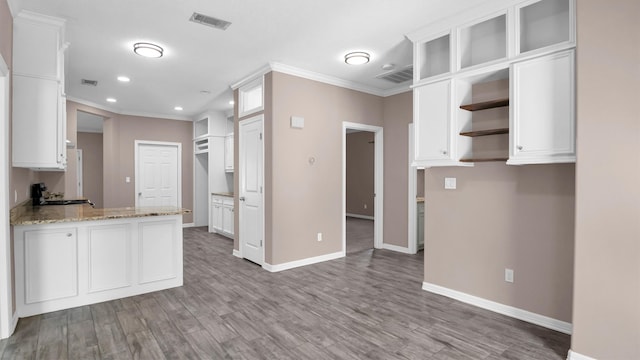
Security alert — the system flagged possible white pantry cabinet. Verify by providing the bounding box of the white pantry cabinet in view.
[508,50,575,165]
[12,11,68,170]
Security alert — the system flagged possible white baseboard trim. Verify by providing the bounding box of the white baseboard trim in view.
[382,243,414,254]
[182,223,195,228]
[567,350,597,360]
[263,251,345,272]
[346,213,374,220]
[422,282,573,335]
[232,249,242,258]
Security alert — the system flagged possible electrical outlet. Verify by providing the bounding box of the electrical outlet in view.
[505,268,514,283]
[363,204,367,209]
[317,232,322,242]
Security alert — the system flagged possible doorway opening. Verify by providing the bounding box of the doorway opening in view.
[342,122,383,255]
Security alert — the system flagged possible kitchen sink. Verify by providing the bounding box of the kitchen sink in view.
[39,199,95,207]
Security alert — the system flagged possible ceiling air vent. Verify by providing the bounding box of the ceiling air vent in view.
[376,66,414,84]
[81,79,98,86]
[189,12,232,30]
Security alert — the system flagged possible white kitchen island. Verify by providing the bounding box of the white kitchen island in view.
[10,203,189,317]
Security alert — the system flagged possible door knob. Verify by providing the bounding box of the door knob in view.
[239,197,246,201]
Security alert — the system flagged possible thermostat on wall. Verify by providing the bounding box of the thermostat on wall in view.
[290,116,304,129]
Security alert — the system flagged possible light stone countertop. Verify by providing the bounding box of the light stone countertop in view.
[211,192,234,197]
[10,202,191,226]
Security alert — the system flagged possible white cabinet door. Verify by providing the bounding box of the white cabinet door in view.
[13,14,62,80]
[139,221,179,284]
[12,75,65,169]
[211,199,222,233]
[508,49,575,165]
[414,80,455,167]
[88,224,131,293]
[224,134,234,172]
[222,204,234,236]
[23,228,77,303]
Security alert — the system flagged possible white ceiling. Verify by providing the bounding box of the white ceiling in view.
[17,0,492,120]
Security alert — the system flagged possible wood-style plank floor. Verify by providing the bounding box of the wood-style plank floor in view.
[0,222,570,359]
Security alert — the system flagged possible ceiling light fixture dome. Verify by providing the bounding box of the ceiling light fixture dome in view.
[345,51,370,65]
[133,42,163,58]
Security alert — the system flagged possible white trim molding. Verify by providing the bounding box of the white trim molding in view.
[346,213,374,221]
[567,350,597,360]
[182,223,195,228]
[422,282,573,335]
[262,251,344,273]
[382,243,413,254]
[232,249,242,258]
[66,96,192,122]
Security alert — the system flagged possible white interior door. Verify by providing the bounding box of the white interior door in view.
[239,115,264,265]
[136,142,181,208]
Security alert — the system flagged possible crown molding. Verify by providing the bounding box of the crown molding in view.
[382,85,412,97]
[268,62,386,97]
[66,96,192,122]
[230,64,272,90]
[6,0,21,18]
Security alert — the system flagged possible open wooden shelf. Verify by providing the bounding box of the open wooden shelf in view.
[460,98,509,111]
[460,128,509,137]
[459,157,509,163]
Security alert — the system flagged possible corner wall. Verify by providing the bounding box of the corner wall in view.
[269,71,383,264]
[571,0,640,358]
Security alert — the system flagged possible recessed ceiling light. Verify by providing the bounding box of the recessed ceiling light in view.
[229,100,235,105]
[106,98,117,103]
[381,64,395,71]
[117,76,130,82]
[174,106,183,111]
[133,42,163,58]
[345,51,370,65]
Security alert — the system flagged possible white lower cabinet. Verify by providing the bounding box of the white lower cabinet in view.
[87,224,131,293]
[23,228,77,304]
[211,195,234,238]
[14,215,183,317]
[508,49,576,165]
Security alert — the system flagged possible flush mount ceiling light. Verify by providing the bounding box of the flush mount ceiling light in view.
[345,51,370,65]
[117,76,130,82]
[133,42,163,58]
[229,100,235,105]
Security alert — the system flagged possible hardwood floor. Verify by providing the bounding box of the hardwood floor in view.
[0,225,570,359]
[346,217,374,254]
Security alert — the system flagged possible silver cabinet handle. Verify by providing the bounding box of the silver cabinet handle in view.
[66,233,72,237]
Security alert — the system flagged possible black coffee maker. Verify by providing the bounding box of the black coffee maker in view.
[31,183,46,205]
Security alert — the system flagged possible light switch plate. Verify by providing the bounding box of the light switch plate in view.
[444,177,456,190]
[291,116,304,129]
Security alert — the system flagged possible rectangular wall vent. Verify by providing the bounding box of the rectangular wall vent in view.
[81,79,98,86]
[376,66,414,84]
[189,12,232,30]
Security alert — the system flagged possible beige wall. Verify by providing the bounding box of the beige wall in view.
[346,131,374,217]
[571,0,640,358]
[77,132,103,208]
[381,91,413,248]
[102,112,194,223]
[424,163,575,322]
[269,71,383,264]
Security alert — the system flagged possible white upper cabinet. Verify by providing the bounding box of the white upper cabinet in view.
[410,0,575,167]
[508,50,575,165]
[238,77,264,118]
[12,11,68,170]
[517,0,574,55]
[224,133,234,172]
[459,13,507,70]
